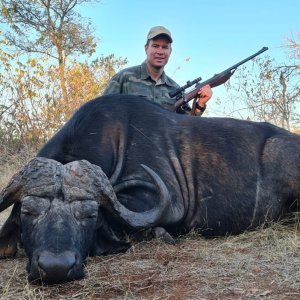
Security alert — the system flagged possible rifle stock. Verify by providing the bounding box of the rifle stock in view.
[173,47,268,110]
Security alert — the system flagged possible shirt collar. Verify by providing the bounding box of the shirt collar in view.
[140,61,173,86]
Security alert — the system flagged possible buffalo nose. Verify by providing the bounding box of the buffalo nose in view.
[38,251,76,282]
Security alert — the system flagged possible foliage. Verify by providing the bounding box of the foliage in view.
[0,34,44,147]
[285,31,300,61]
[225,56,300,130]
[0,1,127,150]
[0,0,99,103]
[0,0,97,56]
[0,50,126,145]
[39,54,127,140]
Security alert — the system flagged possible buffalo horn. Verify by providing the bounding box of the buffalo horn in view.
[0,171,23,212]
[98,164,171,229]
[0,157,62,212]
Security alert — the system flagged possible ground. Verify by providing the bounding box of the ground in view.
[0,222,300,299]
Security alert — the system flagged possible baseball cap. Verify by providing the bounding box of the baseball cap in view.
[147,26,173,43]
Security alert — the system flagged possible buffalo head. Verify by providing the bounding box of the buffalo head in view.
[0,157,170,283]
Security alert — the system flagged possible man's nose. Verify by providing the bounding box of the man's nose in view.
[156,48,164,54]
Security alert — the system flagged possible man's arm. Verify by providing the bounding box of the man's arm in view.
[193,84,212,115]
[103,73,123,95]
[176,84,212,116]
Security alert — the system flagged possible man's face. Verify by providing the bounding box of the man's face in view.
[145,36,172,69]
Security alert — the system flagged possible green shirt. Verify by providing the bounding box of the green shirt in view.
[103,61,189,113]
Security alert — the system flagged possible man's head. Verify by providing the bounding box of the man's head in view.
[145,26,173,70]
[146,26,173,44]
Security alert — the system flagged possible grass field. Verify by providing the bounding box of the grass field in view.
[0,147,300,299]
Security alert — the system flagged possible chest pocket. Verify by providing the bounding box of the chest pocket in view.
[159,88,175,109]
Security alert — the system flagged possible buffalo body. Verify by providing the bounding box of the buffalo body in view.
[1,94,300,283]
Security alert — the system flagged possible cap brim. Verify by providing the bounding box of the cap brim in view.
[148,33,172,43]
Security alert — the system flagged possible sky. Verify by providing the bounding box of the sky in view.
[81,0,300,116]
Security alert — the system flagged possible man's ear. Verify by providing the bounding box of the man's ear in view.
[0,203,21,258]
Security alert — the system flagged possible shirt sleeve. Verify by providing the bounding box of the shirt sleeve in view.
[103,74,122,95]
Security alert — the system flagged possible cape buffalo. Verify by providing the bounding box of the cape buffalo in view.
[0,94,300,283]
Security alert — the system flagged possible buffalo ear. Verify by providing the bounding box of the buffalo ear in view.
[90,211,130,256]
[90,234,130,256]
[0,203,21,258]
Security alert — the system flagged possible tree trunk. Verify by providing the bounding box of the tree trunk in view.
[279,71,290,130]
[57,45,69,113]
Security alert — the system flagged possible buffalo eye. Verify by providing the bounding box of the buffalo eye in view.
[78,212,98,219]
[21,196,51,217]
[71,200,98,221]
[21,207,34,216]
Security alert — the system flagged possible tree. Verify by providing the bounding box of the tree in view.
[0,36,49,147]
[225,56,300,130]
[0,1,129,152]
[0,48,126,144]
[285,32,300,62]
[0,0,98,107]
[40,54,127,139]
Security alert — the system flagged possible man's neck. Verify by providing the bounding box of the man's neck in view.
[146,62,164,82]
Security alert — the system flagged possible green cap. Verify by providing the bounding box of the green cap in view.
[147,26,173,43]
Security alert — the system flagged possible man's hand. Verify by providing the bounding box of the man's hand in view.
[197,84,212,108]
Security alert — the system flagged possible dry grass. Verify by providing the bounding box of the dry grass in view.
[1,147,300,299]
[0,144,36,191]
[0,144,36,224]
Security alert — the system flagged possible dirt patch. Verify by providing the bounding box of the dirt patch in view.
[0,223,300,299]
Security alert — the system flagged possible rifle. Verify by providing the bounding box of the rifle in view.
[171,47,268,111]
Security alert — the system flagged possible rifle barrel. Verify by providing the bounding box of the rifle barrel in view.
[173,47,269,111]
[221,47,268,74]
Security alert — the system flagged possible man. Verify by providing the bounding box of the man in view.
[103,26,212,115]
